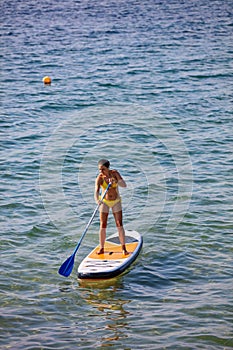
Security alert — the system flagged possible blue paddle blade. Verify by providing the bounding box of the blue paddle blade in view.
[58,254,75,277]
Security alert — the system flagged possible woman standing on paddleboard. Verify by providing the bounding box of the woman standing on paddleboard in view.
[94,159,129,255]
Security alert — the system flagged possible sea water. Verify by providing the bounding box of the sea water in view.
[1,0,232,349]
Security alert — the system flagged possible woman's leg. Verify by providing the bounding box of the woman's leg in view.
[97,204,109,254]
[113,205,129,255]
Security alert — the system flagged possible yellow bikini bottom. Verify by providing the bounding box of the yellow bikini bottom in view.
[99,196,121,208]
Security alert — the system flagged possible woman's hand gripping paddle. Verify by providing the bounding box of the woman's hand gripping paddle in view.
[58,182,111,277]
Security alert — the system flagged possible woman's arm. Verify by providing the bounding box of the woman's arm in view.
[94,176,101,203]
[114,170,127,188]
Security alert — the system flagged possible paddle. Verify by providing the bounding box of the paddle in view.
[58,182,111,277]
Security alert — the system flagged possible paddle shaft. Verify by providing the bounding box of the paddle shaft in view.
[68,182,111,255]
[58,182,112,276]
[72,182,111,255]
[59,181,112,277]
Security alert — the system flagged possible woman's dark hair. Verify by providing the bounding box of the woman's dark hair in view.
[98,159,110,168]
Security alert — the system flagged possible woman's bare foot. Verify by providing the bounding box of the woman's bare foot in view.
[122,245,129,255]
[96,247,104,255]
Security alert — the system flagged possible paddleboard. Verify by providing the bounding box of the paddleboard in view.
[77,230,143,279]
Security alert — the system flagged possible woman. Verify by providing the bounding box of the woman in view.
[94,159,128,255]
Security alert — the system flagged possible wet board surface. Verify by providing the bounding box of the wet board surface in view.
[77,230,143,279]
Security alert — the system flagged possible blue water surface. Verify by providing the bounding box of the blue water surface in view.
[1,0,233,349]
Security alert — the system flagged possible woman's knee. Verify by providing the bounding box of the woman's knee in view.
[100,213,108,228]
[100,221,107,229]
[113,210,123,227]
[115,218,123,227]
[100,216,108,228]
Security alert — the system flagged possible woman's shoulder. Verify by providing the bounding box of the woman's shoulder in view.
[111,169,119,175]
[111,169,121,178]
[96,174,104,184]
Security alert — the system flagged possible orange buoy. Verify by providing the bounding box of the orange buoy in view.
[43,76,52,85]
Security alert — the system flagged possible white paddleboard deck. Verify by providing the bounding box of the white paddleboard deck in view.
[77,230,143,279]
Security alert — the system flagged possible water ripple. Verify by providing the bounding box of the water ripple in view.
[1,0,233,349]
